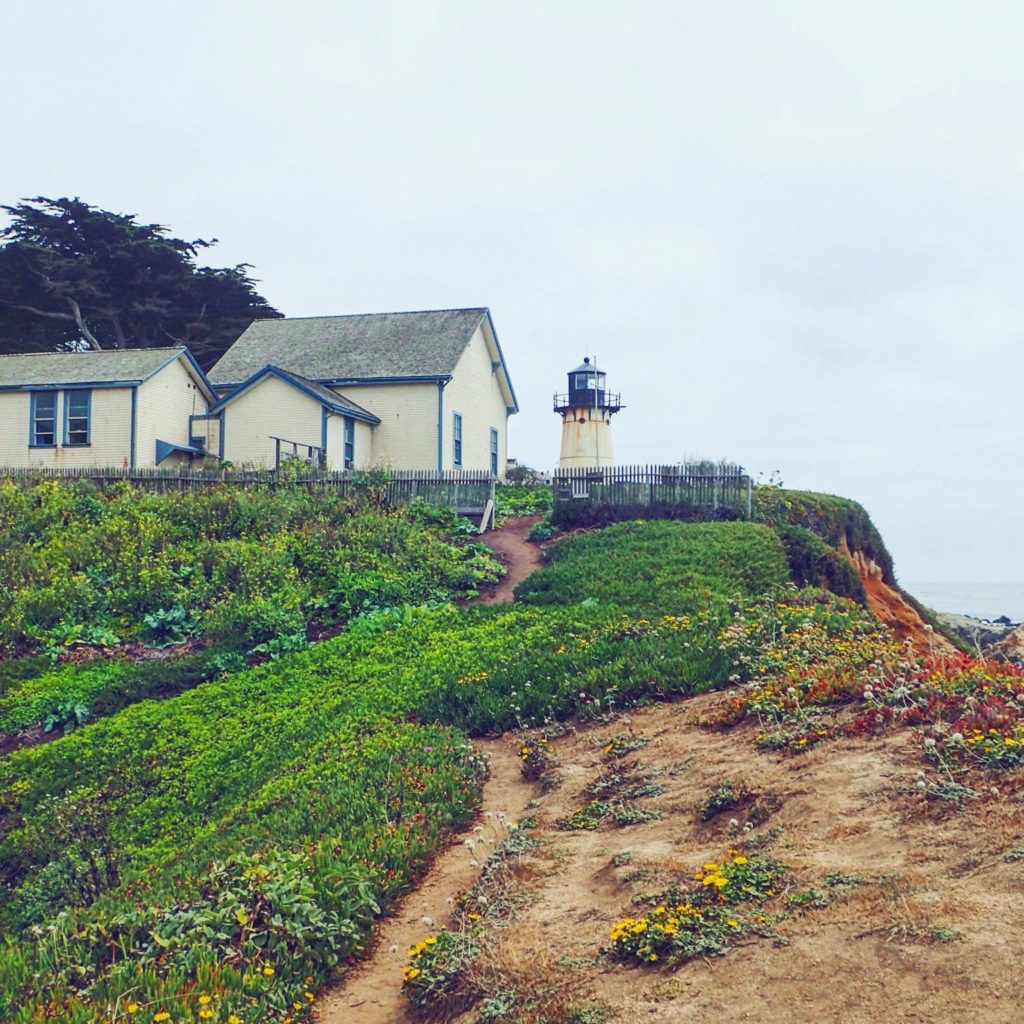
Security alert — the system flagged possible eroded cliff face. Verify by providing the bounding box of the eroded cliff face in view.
[839,538,956,655]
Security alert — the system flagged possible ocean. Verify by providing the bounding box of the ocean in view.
[903,582,1024,624]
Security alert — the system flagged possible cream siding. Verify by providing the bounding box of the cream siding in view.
[332,382,439,470]
[440,324,510,476]
[354,420,373,468]
[221,375,325,468]
[324,414,346,471]
[0,387,135,467]
[135,356,213,468]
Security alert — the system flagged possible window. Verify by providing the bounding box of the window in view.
[64,390,91,446]
[490,427,499,476]
[453,412,463,467]
[29,392,57,447]
[575,372,598,390]
[344,417,355,469]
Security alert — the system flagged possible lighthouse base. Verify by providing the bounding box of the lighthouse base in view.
[559,410,614,469]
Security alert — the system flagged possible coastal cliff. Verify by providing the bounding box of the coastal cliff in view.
[753,488,961,654]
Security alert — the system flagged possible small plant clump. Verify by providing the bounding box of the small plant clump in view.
[608,850,785,966]
[603,732,649,758]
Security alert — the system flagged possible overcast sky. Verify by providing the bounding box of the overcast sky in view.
[4,1,1023,585]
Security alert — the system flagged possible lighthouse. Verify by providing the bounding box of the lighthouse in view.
[553,357,623,469]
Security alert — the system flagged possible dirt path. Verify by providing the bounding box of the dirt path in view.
[315,518,545,1022]
[474,514,545,604]
[315,738,535,1024]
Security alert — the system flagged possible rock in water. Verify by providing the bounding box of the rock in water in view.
[935,612,1018,653]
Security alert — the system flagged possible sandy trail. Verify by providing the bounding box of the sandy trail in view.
[314,738,533,1023]
[475,514,544,604]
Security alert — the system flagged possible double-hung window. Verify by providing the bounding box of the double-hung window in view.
[64,390,91,446]
[490,427,499,475]
[29,392,57,447]
[453,412,463,467]
[344,418,355,469]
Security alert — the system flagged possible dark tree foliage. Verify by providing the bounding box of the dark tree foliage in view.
[0,196,282,366]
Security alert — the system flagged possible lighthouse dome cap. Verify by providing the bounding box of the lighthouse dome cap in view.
[570,356,606,374]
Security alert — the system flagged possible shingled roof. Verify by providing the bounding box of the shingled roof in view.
[0,347,198,388]
[208,308,491,386]
[210,365,381,424]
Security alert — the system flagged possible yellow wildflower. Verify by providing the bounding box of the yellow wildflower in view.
[154,1015,170,1023]
[200,1011,214,1020]
[262,965,275,976]
[126,1006,139,1016]
[198,996,212,1006]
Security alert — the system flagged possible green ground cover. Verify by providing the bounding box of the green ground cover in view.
[0,648,238,738]
[0,480,501,654]
[513,520,788,615]
[0,509,789,1022]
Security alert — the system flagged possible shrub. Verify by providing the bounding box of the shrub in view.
[776,524,866,603]
[0,482,502,652]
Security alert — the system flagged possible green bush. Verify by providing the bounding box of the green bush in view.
[0,648,236,738]
[0,481,502,652]
[776,524,865,603]
[752,488,894,584]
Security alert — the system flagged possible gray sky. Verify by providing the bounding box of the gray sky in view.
[4,0,1023,585]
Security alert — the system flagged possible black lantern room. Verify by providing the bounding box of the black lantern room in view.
[553,356,622,413]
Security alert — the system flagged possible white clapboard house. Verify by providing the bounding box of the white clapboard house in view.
[0,308,518,474]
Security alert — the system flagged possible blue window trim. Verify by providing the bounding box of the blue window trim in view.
[344,417,355,469]
[490,427,499,476]
[453,411,463,467]
[129,387,138,468]
[29,391,58,448]
[62,388,92,446]
[436,381,444,472]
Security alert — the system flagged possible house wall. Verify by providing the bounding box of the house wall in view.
[333,382,440,470]
[441,323,509,475]
[135,356,211,468]
[221,375,325,467]
[0,387,134,467]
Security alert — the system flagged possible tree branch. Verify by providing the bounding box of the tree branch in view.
[66,298,103,350]
[1,301,75,321]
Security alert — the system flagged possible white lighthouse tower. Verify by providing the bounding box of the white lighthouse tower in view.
[553,357,623,469]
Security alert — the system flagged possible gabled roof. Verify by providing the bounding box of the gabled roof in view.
[210,308,490,384]
[0,347,214,399]
[210,365,381,424]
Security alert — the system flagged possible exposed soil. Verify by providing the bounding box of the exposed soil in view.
[474,515,545,604]
[841,540,956,656]
[318,695,1024,1024]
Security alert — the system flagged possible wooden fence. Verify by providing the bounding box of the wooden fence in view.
[552,464,752,516]
[0,465,497,521]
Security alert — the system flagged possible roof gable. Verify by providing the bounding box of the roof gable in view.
[0,347,193,388]
[208,308,490,385]
[210,365,381,424]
